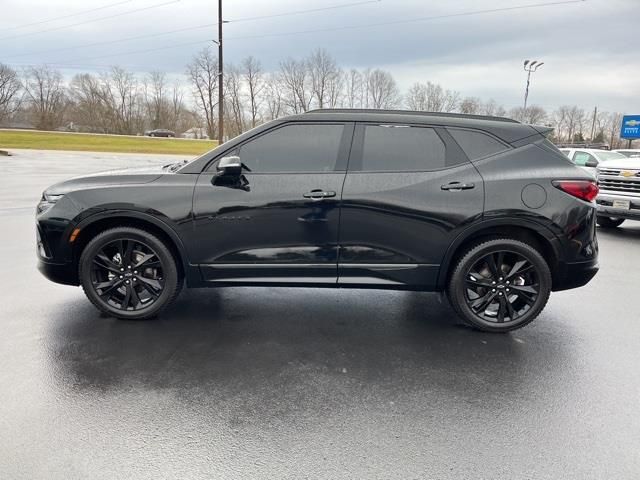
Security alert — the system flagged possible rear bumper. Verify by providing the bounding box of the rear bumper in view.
[37,259,79,286]
[553,259,599,292]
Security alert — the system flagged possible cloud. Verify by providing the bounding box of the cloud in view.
[1,0,638,112]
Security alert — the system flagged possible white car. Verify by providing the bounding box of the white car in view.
[595,157,640,228]
[559,148,628,177]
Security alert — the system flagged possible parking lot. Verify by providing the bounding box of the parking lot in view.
[1,149,639,479]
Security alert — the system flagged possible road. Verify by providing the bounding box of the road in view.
[1,149,639,479]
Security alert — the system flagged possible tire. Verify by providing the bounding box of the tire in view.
[79,227,183,320]
[597,217,625,228]
[447,238,552,333]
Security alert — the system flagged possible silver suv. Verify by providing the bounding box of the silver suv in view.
[595,157,640,228]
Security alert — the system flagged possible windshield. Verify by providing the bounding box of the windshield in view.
[595,151,627,161]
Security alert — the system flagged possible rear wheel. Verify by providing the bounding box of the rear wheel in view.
[597,217,625,228]
[447,238,552,332]
[79,227,182,320]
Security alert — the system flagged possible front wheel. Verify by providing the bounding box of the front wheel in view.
[79,227,182,320]
[447,238,552,332]
[597,217,625,228]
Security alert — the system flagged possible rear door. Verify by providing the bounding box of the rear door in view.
[337,123,485,289]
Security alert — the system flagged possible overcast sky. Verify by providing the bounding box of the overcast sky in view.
[1,0,638,113]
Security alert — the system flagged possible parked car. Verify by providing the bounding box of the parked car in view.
[613,149,640,158]
[145,129,176,138]
[595,156,640,228]
[36,110,599,332]
[559,148,628,177]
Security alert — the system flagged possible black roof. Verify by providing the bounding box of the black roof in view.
[305,108,519,124]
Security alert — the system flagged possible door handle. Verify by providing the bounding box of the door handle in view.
[303,189,337,200]
[441,182,475,191]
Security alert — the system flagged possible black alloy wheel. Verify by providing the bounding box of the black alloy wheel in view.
[79,227,182,319]
[447,238,551,332]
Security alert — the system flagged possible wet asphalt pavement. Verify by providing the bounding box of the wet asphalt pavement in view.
[1,149,639,479]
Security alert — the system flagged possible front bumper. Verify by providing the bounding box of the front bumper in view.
[37,258,79,286]
[596,192,640,221]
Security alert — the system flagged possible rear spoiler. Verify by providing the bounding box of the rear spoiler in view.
[531,125,554,137]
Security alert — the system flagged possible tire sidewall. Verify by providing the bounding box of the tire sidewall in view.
[449,239,552,332]
[79,228,178,320]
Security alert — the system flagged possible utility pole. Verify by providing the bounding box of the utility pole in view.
[523,60,544,111]
[590,106,597,141]
[217,0,224,145]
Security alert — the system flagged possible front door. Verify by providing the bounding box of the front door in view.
[191,122,353,285]
[338,123,485,289]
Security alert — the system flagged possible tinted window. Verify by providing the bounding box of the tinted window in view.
[361,125,446,171]
[573,151,596,166]
[238,124,344,173]
[448,128,509,160]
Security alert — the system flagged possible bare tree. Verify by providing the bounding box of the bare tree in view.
[366,69,400,109]
[308,48,342,109]
[224,63,245,137]
[279,57,312,113]
[459,96,482,115]
[22,65,68,130]
[69,73,110,132]
[241,56,264,128]
[509,105,547,124]
[0,64,22,124]
[186,47,218,138]
[344,69,363,108]
[405,82,428,110]
[144,71,168,130]
[263,73,284,120]
[405,81,459,112]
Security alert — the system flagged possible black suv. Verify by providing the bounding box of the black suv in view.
[37,110,599,332]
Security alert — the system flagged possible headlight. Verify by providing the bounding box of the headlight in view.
[37,193,64,215]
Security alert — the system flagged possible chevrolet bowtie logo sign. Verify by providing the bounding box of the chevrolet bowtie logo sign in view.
[621,170,639,177]
[624,119,640,127]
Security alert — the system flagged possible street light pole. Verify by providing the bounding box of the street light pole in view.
[523,59,544,111]
[217,0,224,145]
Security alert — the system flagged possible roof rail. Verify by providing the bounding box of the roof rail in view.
[304,108,520,124]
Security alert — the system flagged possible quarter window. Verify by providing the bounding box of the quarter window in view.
[448,128,509,160]
[360,125,446,171]
[237,124,344,173]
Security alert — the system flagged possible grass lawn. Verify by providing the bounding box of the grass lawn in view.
[0,129,217,155]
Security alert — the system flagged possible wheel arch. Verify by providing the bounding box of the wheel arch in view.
[71,211,195,285]
[437,218,562,290]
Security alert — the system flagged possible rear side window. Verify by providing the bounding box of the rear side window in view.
[238,123,344,173]
[360,125,446,171]
[448,128,509,160]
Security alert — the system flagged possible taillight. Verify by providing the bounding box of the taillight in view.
[552,180,599,202]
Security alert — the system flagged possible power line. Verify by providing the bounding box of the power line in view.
[1,0,133,32]
[1,0,381,59]
[2,23,216,59]
[0,0,181,42]
[224,0,586,42]
[228,0,382,23]
[4,0,584,68]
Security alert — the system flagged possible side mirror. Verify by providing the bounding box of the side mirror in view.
[585,159,598,168]
[216,156,242,177]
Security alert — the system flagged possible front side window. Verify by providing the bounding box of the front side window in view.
[360,125,446,171]
[573,151,596,166]
[448,128,509,160]
[237,123,344,173]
